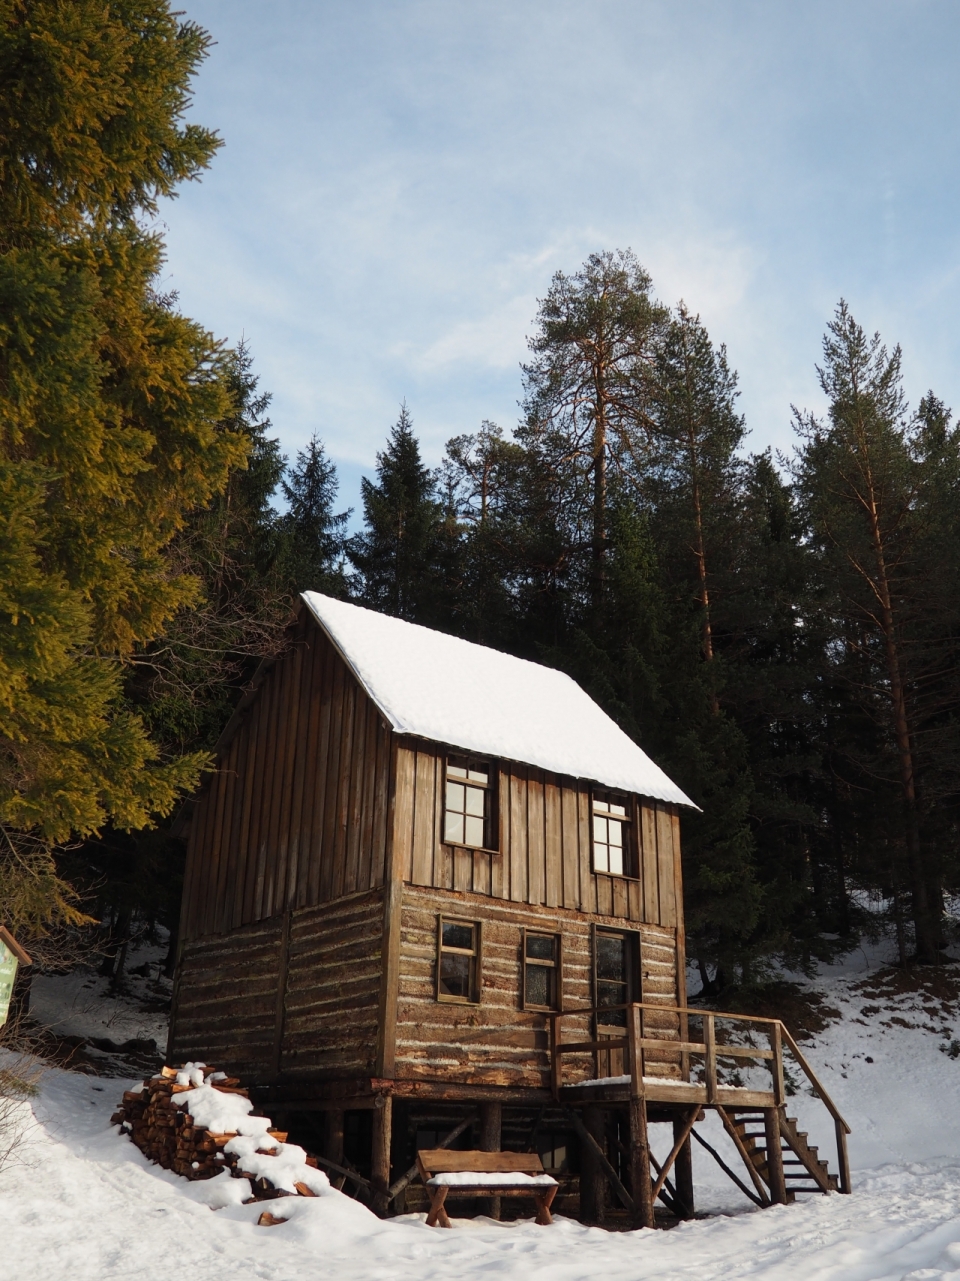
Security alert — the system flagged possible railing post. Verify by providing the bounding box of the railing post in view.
[549,1013,561,1099]
[769,1021,785,1106]
[704,1013,717,1103]
[629,1004,654,1228]
[764,1108,787,1204]
[835,1118,851,1194]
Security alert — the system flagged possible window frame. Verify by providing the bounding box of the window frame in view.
[443,755,499,853]
[592,926,639,1030]
[436,914,483,1005]
[591,789,636,879]
[521,928,563,1012]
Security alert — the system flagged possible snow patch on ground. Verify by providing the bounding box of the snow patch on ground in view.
[5,957,960,1280]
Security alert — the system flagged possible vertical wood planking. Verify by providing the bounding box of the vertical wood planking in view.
[561,785,580,911]
[297,632,326,907]
[308,639,335,905]
[331,675,356,900]
[641,804,660,924]
[527,773,545,906]
[671,809,687,1007]
[509,771,528,903]
[393,745,416,882]
[343,682,366,895]
[223,710,252,933]
[357,702,378,891]
[371,716,390,886]
[544,779,562,909]
[578,788,596,914]
[318,656,345,903]
[411,750,437,886]
[262,650,293,921]
[656,805,677,928]
[242,670,273,925]
[279,631,308,910]
[234,692,264,929]
[273,633,303,914]
[211,735,239,935]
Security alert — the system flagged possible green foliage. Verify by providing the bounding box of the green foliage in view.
[0,0,244,936]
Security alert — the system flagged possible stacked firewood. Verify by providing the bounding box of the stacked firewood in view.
[111,1065,322,1201]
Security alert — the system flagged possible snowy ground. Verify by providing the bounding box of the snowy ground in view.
[4,938,960,1281]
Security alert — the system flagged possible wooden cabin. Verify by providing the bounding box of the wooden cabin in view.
[169,593,850,1225]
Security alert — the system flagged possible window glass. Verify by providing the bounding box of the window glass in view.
[444,758,492,848]
[596,932,630,1027]
[524,932,559,1009]
[438,917,479,1002]
[592,793,629,875]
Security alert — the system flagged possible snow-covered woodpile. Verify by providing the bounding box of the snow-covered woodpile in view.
[112,1063,328,1203]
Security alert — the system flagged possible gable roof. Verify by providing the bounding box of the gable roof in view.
[301,593,694,808]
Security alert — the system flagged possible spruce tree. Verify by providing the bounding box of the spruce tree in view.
[349,405,451,624]
[0,2,247,937]
[279,433,350,597]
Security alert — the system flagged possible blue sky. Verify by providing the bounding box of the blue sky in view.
[162,1,960,512]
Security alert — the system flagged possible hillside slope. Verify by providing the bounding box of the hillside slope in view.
[3,953,960,1281]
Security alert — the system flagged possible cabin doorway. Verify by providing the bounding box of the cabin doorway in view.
[594,929,639,1079]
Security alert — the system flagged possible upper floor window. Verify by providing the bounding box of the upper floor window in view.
[444,757,494,850]
[592,791,632,876]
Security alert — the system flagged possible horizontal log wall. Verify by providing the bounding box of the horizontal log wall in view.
[393,888,681,1089]
[392,741,683,929]
[281,889,384,1081]
[168,917,284,1076]
[170,889,384,1083]
[180,613,393,943]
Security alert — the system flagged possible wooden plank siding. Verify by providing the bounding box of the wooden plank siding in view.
[392,887,682,1089]
[179,618,393,943]
[391,739,682,930]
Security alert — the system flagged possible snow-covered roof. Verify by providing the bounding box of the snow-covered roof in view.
[301,593,694,808]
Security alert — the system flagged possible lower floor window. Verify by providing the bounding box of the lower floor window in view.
[437,917,481,1002]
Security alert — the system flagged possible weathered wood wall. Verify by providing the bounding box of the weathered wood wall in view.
[179,613,393,944]
[169,889,384,1081]
[392,887,682,1089]
[392,741,683,930]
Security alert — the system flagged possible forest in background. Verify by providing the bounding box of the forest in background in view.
[3,2,959,1010]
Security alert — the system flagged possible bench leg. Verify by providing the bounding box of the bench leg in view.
[426,1186,451,1228]
[534,1185,558,1225]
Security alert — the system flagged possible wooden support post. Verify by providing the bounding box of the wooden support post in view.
[836,1118,851,1194]
[764,1108,787,1205]
[769,1022,785,1106]
[549,1013,561,1099]
[629,1005,654,1229]
[704,1014,717,1103]
[325,1109,344,1165]
[481,1101,503,1220]
[371,1095,393,1218]
[672,1113,695,1218]
[579,1105,606,1222]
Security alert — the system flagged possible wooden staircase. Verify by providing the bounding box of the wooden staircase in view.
[729,1108,838,1202]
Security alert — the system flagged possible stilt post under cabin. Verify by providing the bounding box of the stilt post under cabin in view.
[325,1109,344,1166]
[580,1105,606,1222]
[629,1004,655,1228]
[371,1094,393,1217]
[481,1101,503,1219]
[672,1114,695,1218]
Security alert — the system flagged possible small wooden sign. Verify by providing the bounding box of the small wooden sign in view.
[0,926,32,1029]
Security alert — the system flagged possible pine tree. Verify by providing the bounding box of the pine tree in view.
[792,302,949,962]
[279,433,350,597]
[521,250,667,612]
[349,405,451,624]
[0,1,247,938]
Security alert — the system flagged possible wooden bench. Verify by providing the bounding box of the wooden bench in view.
[415,1149,558,1227]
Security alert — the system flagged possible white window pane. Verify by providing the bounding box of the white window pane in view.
[593,815,607,842]
[594,799,610,813]
[448,764,467,778]
[609,822,623,847]
[467,769,488,784]
[445,812,464,844]
[611,803,626,816]
[608,845,623,875]
[465,815,484,847]
[446,781,465,811]
[594,844,609,873]
[465,785,485,817]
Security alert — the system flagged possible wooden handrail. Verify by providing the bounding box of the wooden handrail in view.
[779,1024,851,1134]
